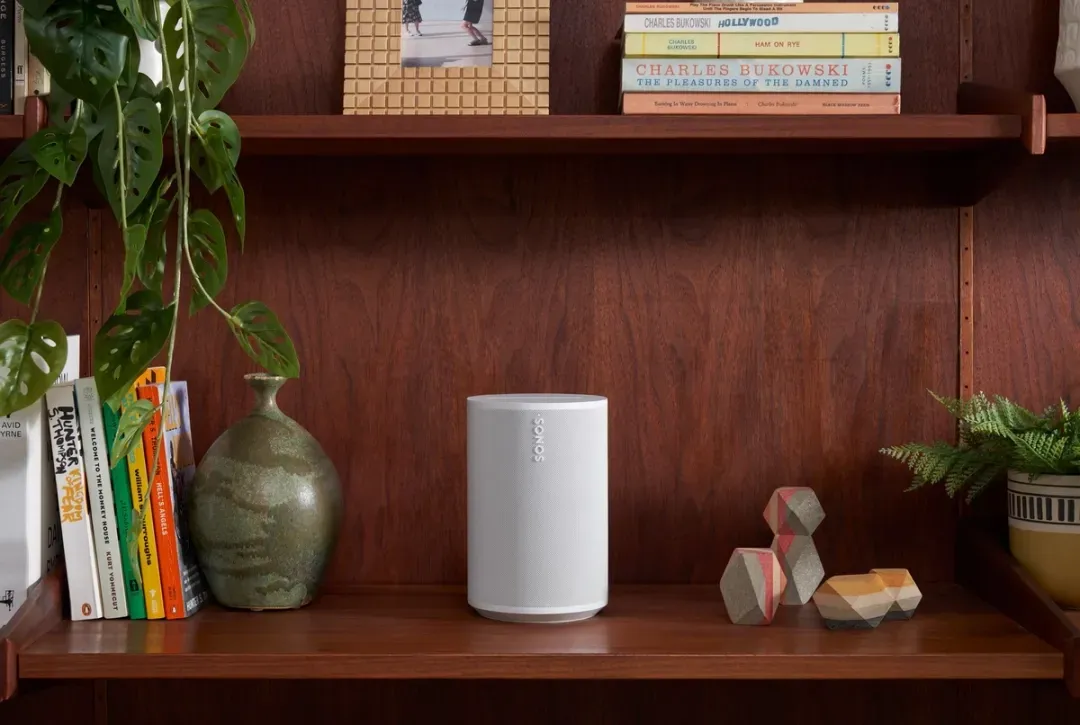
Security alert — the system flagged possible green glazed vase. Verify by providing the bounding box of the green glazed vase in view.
[188,373,343,610]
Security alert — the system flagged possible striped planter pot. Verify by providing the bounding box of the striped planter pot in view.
[1007,470,1080,608]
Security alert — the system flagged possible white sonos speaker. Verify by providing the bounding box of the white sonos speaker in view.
[467,394,608,623]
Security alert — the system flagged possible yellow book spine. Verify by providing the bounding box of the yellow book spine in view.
[123,367,167,620]
[624,33,900,58]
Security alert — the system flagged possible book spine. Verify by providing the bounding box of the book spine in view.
[0,0,13,114]
[0,402,33,629]
[621,58,900,93]
[621,91,901,114]
[27,51,48,97]
[623,13,898,33]
[624,2,898,13]
[46,384,103,621]
[139,384,184,619]
[162,382,210,617]
[123,371,166,620]
[101,403,146,619]
[75,379,127,619]
[623,32,900,58]
[12,1,24,114]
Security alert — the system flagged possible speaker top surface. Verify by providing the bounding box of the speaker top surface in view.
[467,394,607,411]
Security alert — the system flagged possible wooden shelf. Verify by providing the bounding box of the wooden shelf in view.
[232,114,1022,156]
[1048,113,1080,140]
[16,584,1061,681]
[0,115,24,140]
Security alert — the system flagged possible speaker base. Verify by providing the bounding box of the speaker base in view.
[472,606,605,624]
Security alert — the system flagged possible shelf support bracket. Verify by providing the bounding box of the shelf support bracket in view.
[957,83,1047,154]
[0,568,64,703]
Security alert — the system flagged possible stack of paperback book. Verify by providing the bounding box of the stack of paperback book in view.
[620,2,901,115]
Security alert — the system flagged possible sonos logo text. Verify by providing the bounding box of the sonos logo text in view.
[532,416,545,462]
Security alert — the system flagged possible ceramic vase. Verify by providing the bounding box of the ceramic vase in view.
[1057,0,1080,110]
[188,374,343,610]
[1007,470,1080,608]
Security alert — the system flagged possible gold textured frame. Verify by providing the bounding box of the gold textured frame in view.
[343,0,550,115]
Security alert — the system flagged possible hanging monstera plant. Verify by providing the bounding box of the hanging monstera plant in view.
[0,0,296,553]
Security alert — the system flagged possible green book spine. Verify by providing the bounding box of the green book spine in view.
[102,403,147,620]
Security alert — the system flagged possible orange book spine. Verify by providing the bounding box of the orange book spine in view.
[624,3,897,13]
[138,385,183,619]
[621,92,900,115]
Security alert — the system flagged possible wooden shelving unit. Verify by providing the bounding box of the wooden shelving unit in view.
[11,583,1065,682]
[231,114,1023,155]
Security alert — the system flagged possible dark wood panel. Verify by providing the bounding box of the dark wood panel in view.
[220,0,957,116]
[102,680,1080,725]
[974,0,1074,112]
[974,153,1080,405]
[100,156,958,587]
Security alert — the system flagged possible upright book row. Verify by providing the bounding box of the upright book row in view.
[620,2,902,115]
[0,1,51,115]
[0,347,210,627]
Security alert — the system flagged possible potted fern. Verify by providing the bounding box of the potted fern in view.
[881,392,1080,608]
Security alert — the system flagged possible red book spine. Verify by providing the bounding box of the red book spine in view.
[138,385,183,619]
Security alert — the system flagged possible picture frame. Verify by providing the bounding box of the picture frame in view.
[344,0,551,115]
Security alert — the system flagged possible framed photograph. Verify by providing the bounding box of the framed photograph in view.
[344,0,550,115]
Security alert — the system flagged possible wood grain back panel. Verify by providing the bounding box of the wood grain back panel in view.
[101,156,958,587]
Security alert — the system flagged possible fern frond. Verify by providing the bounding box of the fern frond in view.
[1009,430,1069,473]
[991,395,1042,430]
[965,465,1002,503]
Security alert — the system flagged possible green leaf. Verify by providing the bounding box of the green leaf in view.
[163,0,248,120]
[116,31,144,103]
[0,320,68,417]
[0,144,52,236]
[118,224,148,309]
[24,0,131,105]
[20,0,60,19]
[117,0,161,41]
[141,192,174,296]
[27,123,88,186]
[98,96,164,223]
[188,209,227,315]
[229,301,300,378]
[0,209,63,305]
[45,83,76,130]
[192,110,240,193]
[223,167,245,248]
[108,398,156,464]
[93,290,175,408]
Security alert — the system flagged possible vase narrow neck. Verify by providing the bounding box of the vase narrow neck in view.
[246,375,286,414]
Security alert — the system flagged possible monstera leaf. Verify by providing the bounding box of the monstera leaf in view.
[97,96,164,222]
[0,144,51,237]
[135,177,175,296]
[117,223,148,309]
[109,397,156,465]
[229,301,300,378]
[0,320,68,417]
[163,0,248,121]
[27,123,88,186]
[24,0,131,105]
[116,0,162,41]
[192,111,239,193]
[19,0,60,18]
[188,209,227,314]
[94,290,175,409]
[0,209,64,305]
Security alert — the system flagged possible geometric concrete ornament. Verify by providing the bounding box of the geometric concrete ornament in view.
[871,568,923,620]
[812,573,892,630]
[771,534,825,605]
[719,548,788,626]
[764,487,825,605]
[764,487,825,536]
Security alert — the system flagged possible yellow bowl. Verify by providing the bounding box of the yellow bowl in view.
[1007,470,1080,609]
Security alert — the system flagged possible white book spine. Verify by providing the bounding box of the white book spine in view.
[75,378,127,619]
[12,1,25,114]
[0,336,78,628]
[27,50,47,96]
[622,57,900,93]
[46,383,102,621]
[623,13,898,33]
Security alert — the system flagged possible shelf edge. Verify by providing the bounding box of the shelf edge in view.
[956,515,1080,697]
[0,567,64,702]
